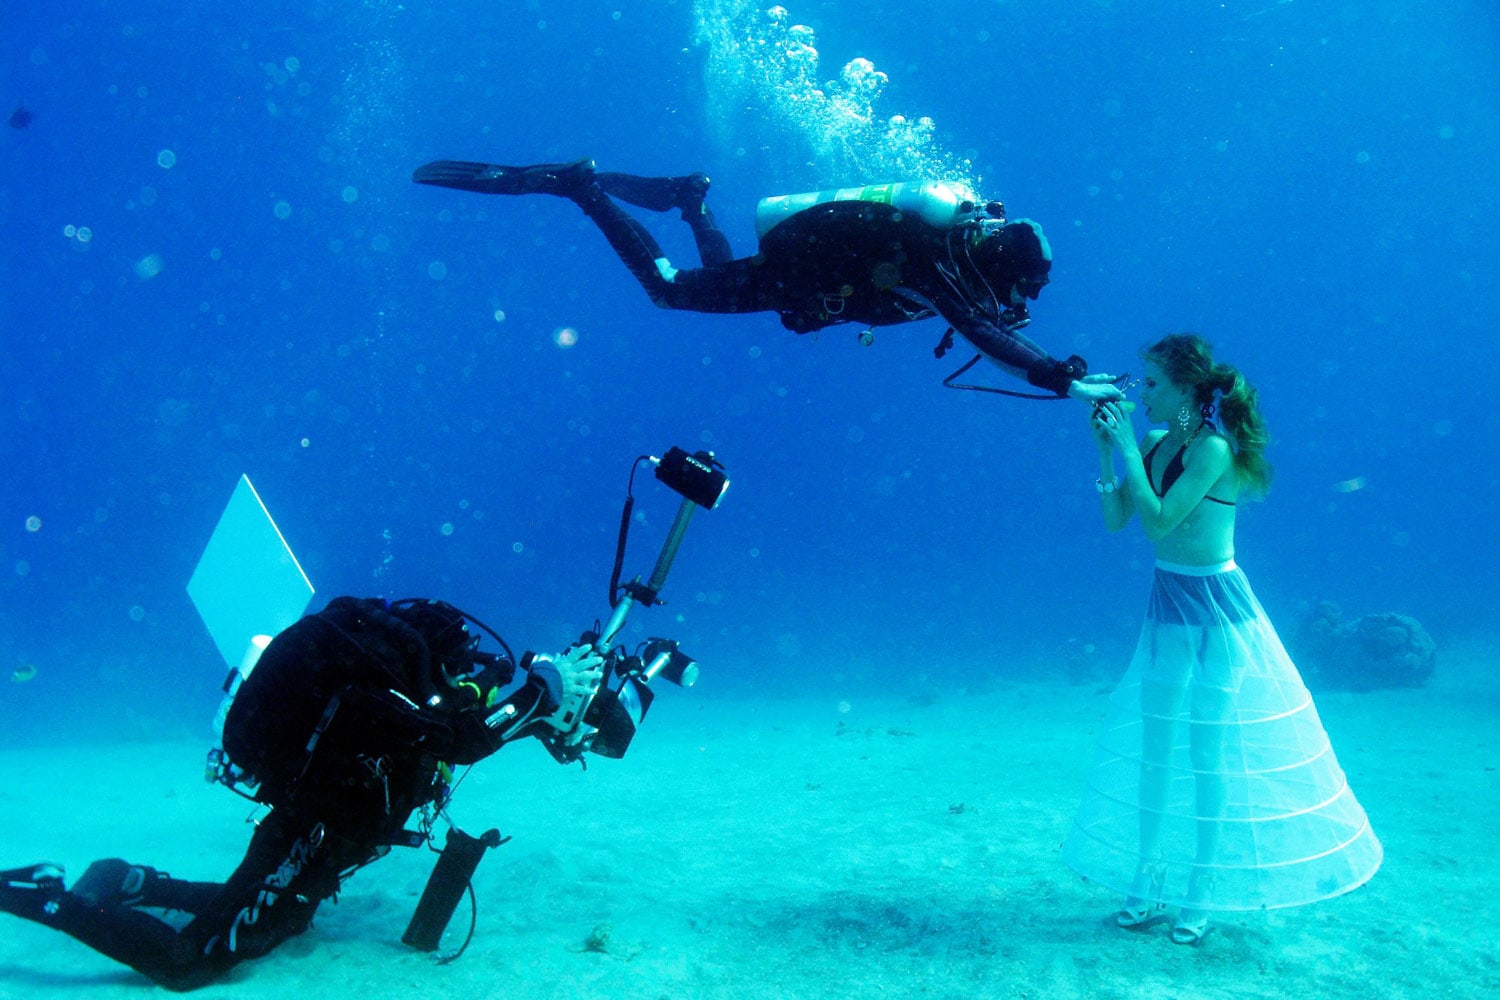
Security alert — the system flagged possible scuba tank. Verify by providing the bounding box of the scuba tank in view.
[755,181,968,239]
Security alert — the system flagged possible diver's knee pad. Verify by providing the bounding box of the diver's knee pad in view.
[72,859,161,908]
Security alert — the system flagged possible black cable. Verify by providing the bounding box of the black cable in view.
[389,598,516,667]
[609,456,650,605]
[940,354,1065,399]
[433,882,479,965]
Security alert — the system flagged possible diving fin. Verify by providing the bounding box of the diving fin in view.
[412,159,596,197]
[0,863,65,921]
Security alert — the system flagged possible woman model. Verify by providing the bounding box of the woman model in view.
[1063,333,1381,944]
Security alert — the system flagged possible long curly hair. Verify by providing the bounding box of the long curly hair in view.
[1144,333,1273,495]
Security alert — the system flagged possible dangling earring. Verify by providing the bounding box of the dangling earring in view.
[1177,405,1192,432]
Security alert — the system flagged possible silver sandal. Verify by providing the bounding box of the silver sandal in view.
[1115,861,1169,928]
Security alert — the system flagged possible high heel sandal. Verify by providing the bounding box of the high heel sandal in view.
[1115,861,1169,928]
[1171,871,1216,944]
[1171,910,1211,945]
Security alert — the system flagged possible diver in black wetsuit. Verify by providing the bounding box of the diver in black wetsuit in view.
[0,597,602,991]
[412,158,1125,403]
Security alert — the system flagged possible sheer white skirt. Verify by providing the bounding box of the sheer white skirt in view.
[1061,560,1382,911]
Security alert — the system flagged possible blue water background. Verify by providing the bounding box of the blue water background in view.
[3,1,1496,744]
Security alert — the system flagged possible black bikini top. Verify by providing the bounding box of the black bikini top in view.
[1143,427,1236,506]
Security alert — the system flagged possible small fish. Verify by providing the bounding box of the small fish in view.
[11,664,37,683]
[9,105,33,129]
[1333,477,1368,493]
[1244,0,1295,20]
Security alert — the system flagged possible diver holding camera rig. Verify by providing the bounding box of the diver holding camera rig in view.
[0,446,728,991]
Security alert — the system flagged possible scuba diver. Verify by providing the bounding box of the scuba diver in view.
[0,596,603,991]
[411,159,1125,404]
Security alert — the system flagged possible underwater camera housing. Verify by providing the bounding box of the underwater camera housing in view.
[575,636,700,760]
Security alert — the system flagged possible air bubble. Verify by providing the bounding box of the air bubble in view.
[698,9,972,189]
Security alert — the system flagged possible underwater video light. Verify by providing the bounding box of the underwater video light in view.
[653,447,729,509]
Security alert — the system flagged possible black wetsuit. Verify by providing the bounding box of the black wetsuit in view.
[1,597,562,991]
[412,162,1090,396]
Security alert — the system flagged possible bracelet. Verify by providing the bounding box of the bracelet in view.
[1095,476,1120,494]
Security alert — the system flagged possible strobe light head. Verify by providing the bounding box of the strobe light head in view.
[641,638,699,688]
[653,447,729,509]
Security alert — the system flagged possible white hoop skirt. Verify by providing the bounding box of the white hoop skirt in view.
[1061,560,1382,911]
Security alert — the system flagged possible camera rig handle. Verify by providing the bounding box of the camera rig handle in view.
[605,493,697,627]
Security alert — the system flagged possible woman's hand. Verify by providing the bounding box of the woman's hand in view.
[1088,401,1115,452]
[1093,401,1140,459]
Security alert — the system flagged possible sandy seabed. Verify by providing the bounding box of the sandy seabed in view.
[1,644,1495,1000]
